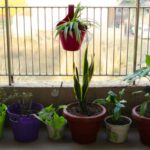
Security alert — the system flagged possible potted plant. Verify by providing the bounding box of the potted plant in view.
[35,105,66,141]
[56,3,93,51]
[7,90,43,142]
[95,89,132,143]
[0,88,7,138]
[63,47,106,144]
[124,55,150,145]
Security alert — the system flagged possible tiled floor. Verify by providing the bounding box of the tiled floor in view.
[0,128,149,150]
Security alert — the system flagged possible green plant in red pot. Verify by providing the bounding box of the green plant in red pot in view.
[124,55,150,146]
[95,89,132,143]
[56,3,94,51]
[63,47,106,144]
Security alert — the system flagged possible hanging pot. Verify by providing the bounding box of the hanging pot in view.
[56,5,86,51]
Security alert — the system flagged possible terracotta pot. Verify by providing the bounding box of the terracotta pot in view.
[105,116,132,143]
[63,103,106,144]
[59,30,86,51]
[132,105,150,146]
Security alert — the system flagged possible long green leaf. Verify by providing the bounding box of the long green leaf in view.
[146,55,150,66]
[73,75,82,101]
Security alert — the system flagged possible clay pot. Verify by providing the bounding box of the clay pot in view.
[132,105,150,146]
[63,103,106,144]
[105,116,132,143]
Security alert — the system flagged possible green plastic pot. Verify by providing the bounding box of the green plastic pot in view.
[0,104,7,138]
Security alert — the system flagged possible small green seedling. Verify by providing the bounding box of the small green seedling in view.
[8,89,33,115]
[35,105,66,140]
[95,89,126,123]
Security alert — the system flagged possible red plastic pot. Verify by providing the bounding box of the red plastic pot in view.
[63,103,106,144]
[132,105,150,146]
[59,30,86,51]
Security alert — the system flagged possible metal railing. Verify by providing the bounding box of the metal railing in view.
[0,3,150,85]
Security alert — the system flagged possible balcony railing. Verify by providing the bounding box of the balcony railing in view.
[0,5,150,85]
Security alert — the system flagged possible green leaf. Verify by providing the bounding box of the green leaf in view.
[88,55,94,81]
[83,48,89,79]
[69,22,74,31]
[94,99,107,105]
[73,75,82,101]
[119,89,125,97]
[64,26,69,40]
[145,93,150,97]
[140,102,148,116]
[146,55,150,66]
[50,113,66,129]
[82,73,89,101]
[74,22,80,42]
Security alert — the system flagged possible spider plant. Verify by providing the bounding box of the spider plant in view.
[124,55,150,117]
[124,55,150,82]
[55,3,94,42]
[73,47,94,115]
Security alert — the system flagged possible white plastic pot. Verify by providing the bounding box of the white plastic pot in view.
[105,116,132,143]
[47,125,64,141]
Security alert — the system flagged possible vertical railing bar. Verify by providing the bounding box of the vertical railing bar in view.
[126,8,130,74]
[119,8,123,75]
[93,8,95,55]
[51,7,54,75]
[16,8,21,75]
[58,8,61,75]
[23,7,27,75]
[65,7,68,75]
[37,7,41,75]
[133,0,140,85]
[113,8,116,75]
[99,8,102,75]
[2,8,7,75]
[86,7,88,47]
[5,0,12,85]
[44,8,48,75]
[140,8,144,68]
[106,8,109,75]
[8,7,14,75]
[147,8,150,54]
[30,8,34,75]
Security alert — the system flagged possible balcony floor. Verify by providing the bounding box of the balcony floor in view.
[0,128,149,150]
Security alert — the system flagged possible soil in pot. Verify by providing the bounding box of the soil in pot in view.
[63,103,106,144]
[67,103,101,116]
[105,116,132,143]
[132,105,150,146]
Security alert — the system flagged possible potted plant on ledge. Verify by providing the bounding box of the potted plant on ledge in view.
[95,89,132,143]
[124,55,150,146]
[0,88,7,138]
[7,90,43,142]
[63,47,106,144]
[56,3,94,51]
[35,105,67,141]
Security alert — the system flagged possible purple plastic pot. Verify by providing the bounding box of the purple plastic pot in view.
[7,102,43,142]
